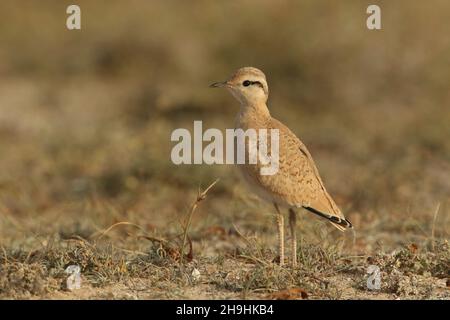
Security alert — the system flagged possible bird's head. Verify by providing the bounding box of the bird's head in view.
[210,67,269,105]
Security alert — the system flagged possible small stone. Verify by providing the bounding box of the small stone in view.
[191,268,201,282]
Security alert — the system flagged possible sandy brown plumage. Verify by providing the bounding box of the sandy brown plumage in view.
[237,115,352,231]
[211,66,352,267]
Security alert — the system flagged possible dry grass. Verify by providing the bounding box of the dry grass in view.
[0,1,449,299]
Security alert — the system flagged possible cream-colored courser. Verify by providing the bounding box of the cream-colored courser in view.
[210,67,352,267]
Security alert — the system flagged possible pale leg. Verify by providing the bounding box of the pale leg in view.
[273,203,285,266]
[289,208,297,268]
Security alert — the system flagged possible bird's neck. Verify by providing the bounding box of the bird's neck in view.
[239,102,271,121]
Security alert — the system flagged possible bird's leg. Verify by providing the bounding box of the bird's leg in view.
[273,203,285,266]
[289,208,297,268]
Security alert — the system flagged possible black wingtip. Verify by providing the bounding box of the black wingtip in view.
[303,206,353,229]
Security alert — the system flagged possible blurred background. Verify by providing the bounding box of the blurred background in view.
[0,0,449,254]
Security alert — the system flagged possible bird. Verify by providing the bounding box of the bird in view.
[210,67,352,267]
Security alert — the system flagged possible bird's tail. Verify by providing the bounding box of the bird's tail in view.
[303,206,353,231]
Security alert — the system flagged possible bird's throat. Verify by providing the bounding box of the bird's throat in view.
[239,103,271,122]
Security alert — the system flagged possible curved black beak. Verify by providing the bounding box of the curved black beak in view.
[209,81,228,88]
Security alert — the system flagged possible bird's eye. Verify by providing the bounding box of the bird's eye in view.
[243,80,251,87]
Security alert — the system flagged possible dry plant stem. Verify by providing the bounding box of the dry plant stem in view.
[179,179,219,265]
[232,223,268,265]
[95,221,146,240]
[1,246,8,264]
[431,202,440,251]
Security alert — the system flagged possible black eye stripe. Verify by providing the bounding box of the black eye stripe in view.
[252,81,263,88]
[243,80,263,87]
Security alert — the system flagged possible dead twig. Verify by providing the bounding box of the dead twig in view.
[233,223,265,263]
[137,235,169,244]
[431,202,441,251]
[179,179,219,265]
[94,221,146,240]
